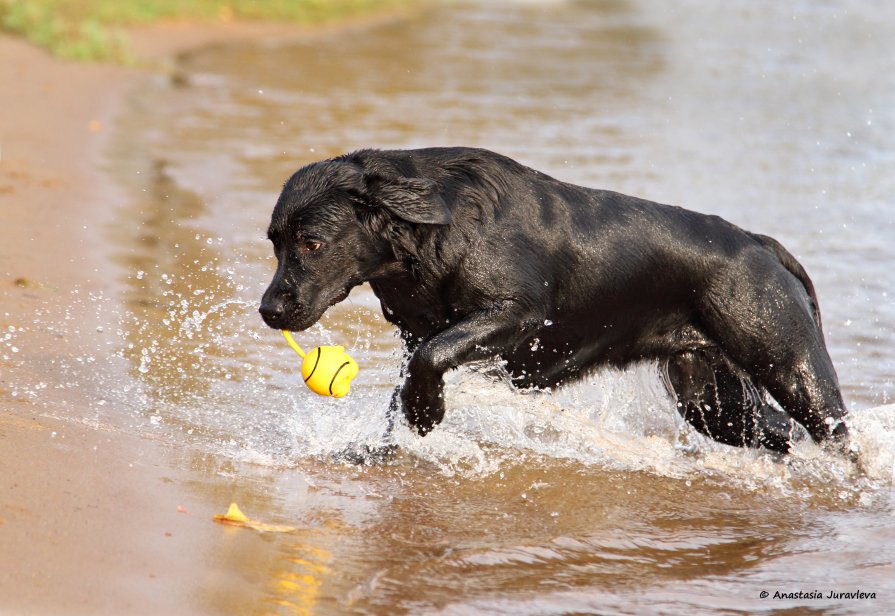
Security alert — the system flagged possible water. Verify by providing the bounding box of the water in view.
[14,0,895,613]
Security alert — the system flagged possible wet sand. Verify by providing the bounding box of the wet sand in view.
[0,23,352,614]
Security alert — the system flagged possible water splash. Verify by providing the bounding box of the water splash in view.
[10,253,892,501]
[179,298,257,340]
[111,261,895,498]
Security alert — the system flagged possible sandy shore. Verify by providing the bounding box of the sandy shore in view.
[0,21,359,614]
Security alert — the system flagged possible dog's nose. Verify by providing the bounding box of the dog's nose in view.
[259,300,285,324]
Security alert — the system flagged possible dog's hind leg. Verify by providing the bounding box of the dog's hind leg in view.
[699,253,849,450]
[661,348,801,453]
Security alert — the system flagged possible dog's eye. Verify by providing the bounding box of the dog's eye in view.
[302,240,323,253]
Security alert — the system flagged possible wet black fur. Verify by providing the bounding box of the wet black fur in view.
[261,147,849,453]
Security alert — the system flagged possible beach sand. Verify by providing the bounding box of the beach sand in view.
[0,22,345,614]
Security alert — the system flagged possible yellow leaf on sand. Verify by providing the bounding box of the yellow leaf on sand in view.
[218,502,249,523]
[213,502,295,533]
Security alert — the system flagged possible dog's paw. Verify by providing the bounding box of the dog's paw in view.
[755,403,805,454]
[822,431,862,465]
[399,379,446,436]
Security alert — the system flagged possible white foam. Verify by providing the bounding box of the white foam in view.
[342,364,895,493]
[847,403,895,483]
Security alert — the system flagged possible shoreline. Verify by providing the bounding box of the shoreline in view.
[0,15,406,611]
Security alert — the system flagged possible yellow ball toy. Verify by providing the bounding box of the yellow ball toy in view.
[282,330,359,398]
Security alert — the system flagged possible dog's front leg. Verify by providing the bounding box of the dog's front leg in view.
[398,305,530,435]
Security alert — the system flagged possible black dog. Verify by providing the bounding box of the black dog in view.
[260,147,848,454]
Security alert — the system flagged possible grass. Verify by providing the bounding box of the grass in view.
[0,0,407,61]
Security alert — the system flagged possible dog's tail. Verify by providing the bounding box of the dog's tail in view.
[749,232,823,333]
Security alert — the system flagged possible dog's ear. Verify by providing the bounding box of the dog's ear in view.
[363,175,452,225]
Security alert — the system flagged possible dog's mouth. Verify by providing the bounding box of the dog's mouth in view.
[327,284,353,307]
[292,284,355,330]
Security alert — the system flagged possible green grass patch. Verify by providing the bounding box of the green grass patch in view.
[0,0,406,61]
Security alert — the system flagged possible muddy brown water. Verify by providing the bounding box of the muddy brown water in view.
[15,0,895,614]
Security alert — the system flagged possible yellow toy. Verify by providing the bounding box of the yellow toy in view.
[282,330,359,398]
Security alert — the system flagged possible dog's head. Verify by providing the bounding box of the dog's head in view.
[259,156,451,331]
